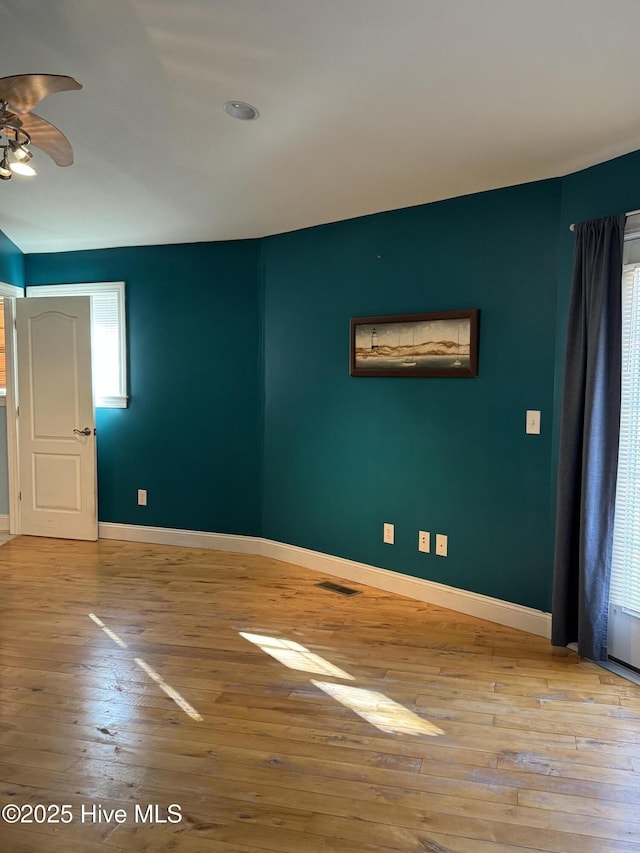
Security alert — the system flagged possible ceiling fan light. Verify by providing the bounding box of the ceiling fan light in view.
[10,159,36,176]
[0,150,11,179]
[9,140,32,162]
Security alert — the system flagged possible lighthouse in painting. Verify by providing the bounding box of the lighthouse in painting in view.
[371,328,378,351]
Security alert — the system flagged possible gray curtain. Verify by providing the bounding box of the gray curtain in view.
[552,215,625,661]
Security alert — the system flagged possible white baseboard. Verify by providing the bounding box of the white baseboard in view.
[258,539,552,638]
[98,522,552,638]
[0,514,10,532]
[98,522,257,554]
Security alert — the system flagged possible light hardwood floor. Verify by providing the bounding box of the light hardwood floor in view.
[0,536,639,852]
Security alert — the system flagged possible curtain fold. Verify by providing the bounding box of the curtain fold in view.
[552,215,625,661]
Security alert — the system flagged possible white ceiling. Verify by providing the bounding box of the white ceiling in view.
[2,0,640,254]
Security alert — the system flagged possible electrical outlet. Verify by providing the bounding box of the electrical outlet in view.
[435,533,447,557]
[137,489,147,506]
[418,531,430,553]
[383,522,394,544]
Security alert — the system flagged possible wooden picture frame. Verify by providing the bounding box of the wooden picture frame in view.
[350,309,479,378]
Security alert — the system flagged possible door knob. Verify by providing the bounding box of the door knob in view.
[73,427,92,436]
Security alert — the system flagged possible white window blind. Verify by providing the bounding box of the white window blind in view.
[91,289,122,400]
[610,263,640,615]
[25,282,127,408]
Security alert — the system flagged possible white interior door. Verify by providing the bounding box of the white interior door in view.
[16,296,97,540]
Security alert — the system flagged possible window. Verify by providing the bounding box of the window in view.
[611,262,640,616]
[0,281,24,400]
[25,282,127,408]
[611,218,640,618]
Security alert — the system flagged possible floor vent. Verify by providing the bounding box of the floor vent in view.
[315,581,361,596]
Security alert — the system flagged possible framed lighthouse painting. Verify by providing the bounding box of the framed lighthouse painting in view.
[350,309,479,378]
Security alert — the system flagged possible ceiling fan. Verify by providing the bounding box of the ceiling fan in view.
[0,73,82,180]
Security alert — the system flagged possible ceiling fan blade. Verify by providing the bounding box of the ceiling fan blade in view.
[20,112,75,166]
[0,74,82,114]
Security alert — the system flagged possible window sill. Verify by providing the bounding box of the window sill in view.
[0,394,126,409]
[96,396,128,409]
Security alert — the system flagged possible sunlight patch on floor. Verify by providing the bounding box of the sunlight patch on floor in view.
[238,630,442,737]
[134,657,203,721]
[312,680,444,736]
[88,612,129,648]
[88,613,203,721]
[239,631,354,680]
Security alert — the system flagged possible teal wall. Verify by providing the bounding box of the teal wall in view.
[0,228,24,288]
[25,241,263,535]
[261,181,561,611]
[561,148,640,226]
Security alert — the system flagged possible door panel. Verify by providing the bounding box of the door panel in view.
[16,296,97,540]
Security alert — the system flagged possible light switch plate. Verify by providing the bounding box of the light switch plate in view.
[435,533,447,557]
[526,410,541,434]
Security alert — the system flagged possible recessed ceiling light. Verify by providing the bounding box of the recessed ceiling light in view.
[223,101,259,121]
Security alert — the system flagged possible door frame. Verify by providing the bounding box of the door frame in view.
[1,284,24,535]
[5,296,20,534]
